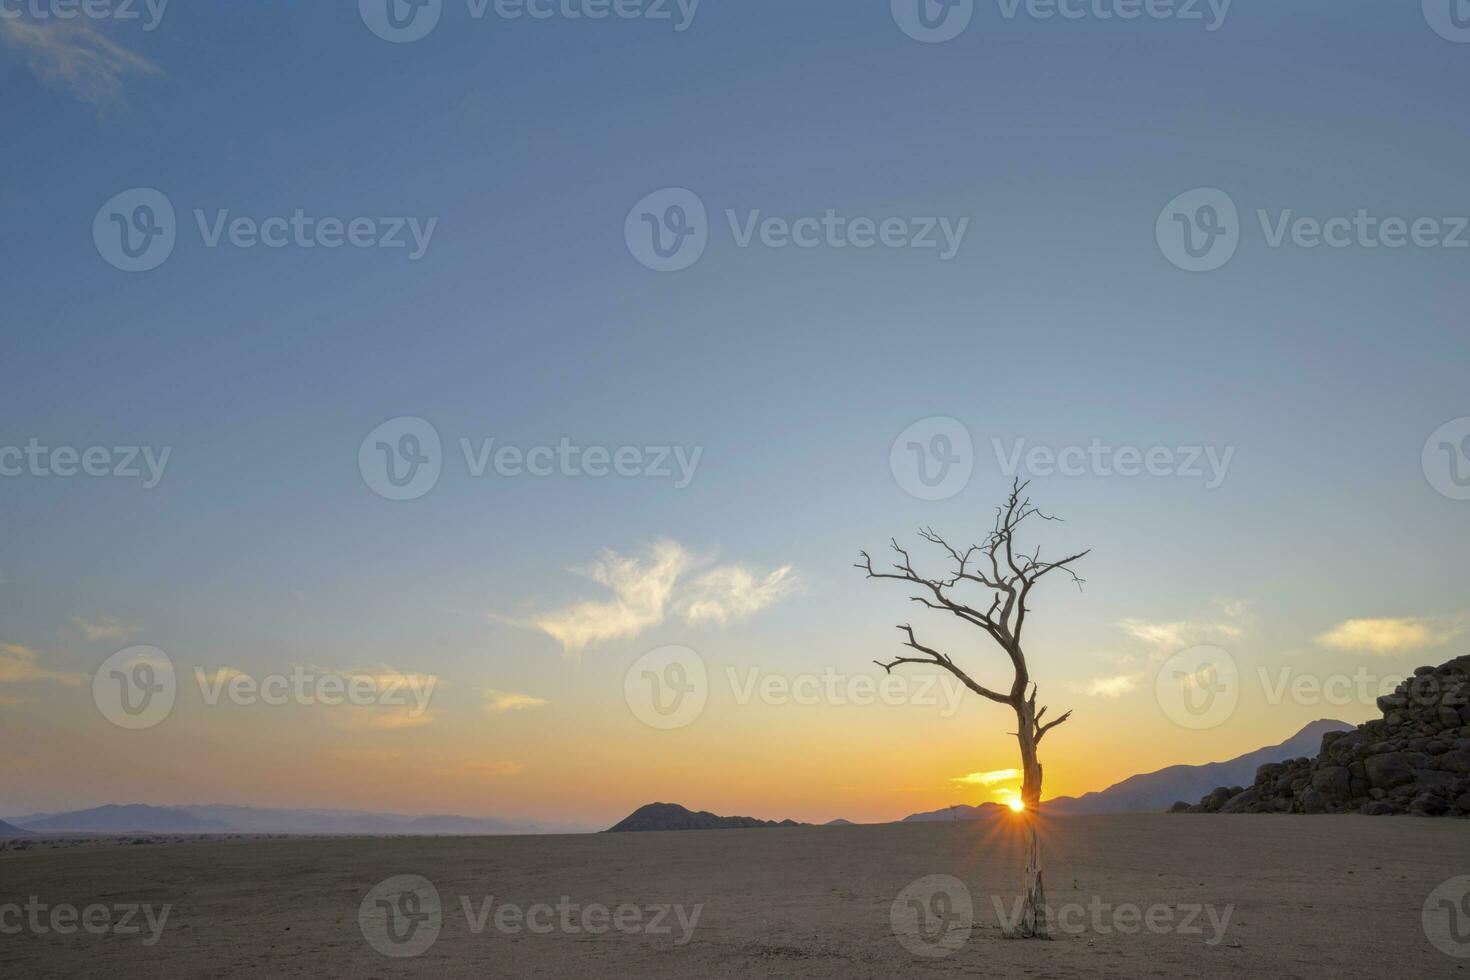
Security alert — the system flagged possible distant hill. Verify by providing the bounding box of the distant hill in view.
[903,802,1010,822]
[607,803,802,832]
[9,804,587,836]
[16,805,231,833]
[1045,719,1352,815]
[0,819,33,838]
[179,805,541,835]
[825,818,855,826]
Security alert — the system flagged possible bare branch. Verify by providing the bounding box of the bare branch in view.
[1036,709,1073,742]
[875,624,1013,707]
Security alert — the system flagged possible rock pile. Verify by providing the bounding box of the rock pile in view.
[1171,655,1470,816]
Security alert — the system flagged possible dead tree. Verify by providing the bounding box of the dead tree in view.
[857,479,1088,940]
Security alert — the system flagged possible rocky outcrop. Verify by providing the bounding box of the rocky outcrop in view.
[606,803,803,832]
[1171,655,1470,817]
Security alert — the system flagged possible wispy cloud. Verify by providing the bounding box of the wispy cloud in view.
[527,541,692,653]
[680,564,799,626]
[0,643,86,686]
[949,768,1020,786]
[484,689,548,713]
[1117,617,1242,651]
[1213,597,1250,619]
[71,615,139,641]
[1084,674,1137,698]
[517,541,799,654]
[0,16,162,109]
[1081,606,1250,698]
[194,666,250,687]
[1316,616,1464,655]
[330,707,438,732]
[298,663,439,697]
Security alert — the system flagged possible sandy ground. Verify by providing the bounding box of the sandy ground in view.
[2,814,1467,979]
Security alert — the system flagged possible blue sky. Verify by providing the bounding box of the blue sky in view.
[2,0,1469,823]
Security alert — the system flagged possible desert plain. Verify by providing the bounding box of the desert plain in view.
[2,813,1467,979]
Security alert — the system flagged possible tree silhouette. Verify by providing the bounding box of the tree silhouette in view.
[858,479,1089,939]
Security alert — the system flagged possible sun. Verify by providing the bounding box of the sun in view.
[1007,798,1025,813]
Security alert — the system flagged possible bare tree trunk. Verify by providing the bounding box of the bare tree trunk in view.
[1008,704,1050,939]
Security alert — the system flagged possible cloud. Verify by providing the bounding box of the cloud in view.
[1083,607,1253,698]
[298,663,439,696]
[1117,618,1242,651]
[332,707,438,732]
[484,689,548,713]
[949,768,1021,786]
[1213,597,1249,619]
[0,643,86,686]
[0,17,162,109]
[291,664,439,727]
[1315,616,1464,655]
[680,564,799,626]
[520,541,798,654]
[194,666,250,686]
[1084,674,1137,698]
[71,615,139,641]
[527,541,693,654]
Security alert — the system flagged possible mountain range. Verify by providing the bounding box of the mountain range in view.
[901,719,1352,821]
[1043,718,1350,815]
[6,721,1351,835]
[5,803,589,836]
[0,819,32,838]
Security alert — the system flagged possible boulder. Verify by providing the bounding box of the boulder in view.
[1410,793,1449,816]
[1437,751,1470,776]
[1311,766,1352,798]
[1412,769,1459,791]
[1200,786,1233,813]
[1218,790,1260,814]
[1364,753,1415,790]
